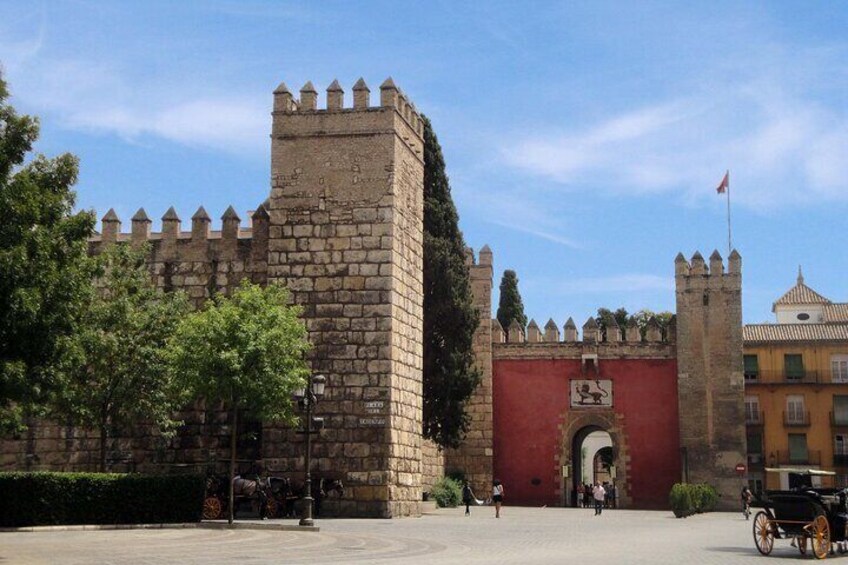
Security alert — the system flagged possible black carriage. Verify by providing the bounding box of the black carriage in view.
[752,468,848,560]
[202,472,278,520]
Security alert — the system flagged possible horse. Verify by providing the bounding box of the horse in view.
[281,475,345,518]
[232,475,274,518]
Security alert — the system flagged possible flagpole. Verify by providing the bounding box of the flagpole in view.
[726,169,732,256]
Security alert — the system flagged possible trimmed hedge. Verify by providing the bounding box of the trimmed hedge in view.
[669,482,719,518]
[0,472,205,527]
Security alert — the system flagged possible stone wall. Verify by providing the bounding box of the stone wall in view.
[675,250,746,509]
[420,439,444,496]
[262,78,425,517]
[445,246,493,496]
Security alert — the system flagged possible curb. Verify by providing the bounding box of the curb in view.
[1,521,319,533]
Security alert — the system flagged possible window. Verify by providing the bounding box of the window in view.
[789,434,808,463]
[786,395,806,425]
[832,355,848,383]
[745,396,761,424]
[834,396,848,425]
[747,430,763,457]
[835,435,848,467]
[785,354,805,380]
[748,478,763,495]
[797,313,810,321]
[744,355,759,381]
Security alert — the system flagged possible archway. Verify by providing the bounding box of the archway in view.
[571,426,615,507]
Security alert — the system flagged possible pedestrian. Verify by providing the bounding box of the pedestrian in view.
[593,481,606,516]
[741,485,752,520]
[462,481,475,516]
[492,479,504,518]
[583,483,591,509]
[576,482,585,508]
[609,483,617,509]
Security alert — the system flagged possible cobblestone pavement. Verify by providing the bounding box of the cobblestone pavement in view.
[0,507,830,564]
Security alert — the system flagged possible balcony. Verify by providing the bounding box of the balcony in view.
[744,369,848,385]
[783,411,811,427]
[776,450,821,466]
[831,412,848,428]
[746,411,764,426]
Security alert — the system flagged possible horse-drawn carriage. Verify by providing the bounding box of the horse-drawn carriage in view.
[752,468,848,559]
[202,472,343,520]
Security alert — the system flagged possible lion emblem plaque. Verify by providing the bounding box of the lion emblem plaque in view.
[571,379,613,407]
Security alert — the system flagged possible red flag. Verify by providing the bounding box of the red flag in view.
[716,171,729,194]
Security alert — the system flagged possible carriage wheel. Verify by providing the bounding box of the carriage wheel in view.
[265,497,278,519]
[753,511,775,555]
[202,496,223,520]
[811,515,831,560]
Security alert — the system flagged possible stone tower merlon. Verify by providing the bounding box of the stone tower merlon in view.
[674,249,745,510]
[89,204,271,306]
[272,77,424,140]
[266,77,425,518]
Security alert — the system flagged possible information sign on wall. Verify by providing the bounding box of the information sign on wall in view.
[570,379,613,407]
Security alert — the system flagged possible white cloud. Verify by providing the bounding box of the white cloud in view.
[503,50,848,210]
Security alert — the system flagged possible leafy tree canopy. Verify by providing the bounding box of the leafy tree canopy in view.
[167,279,312,523]
[0,74,96,434]
[421,115,480,449]
[58,244,190,471]
[596,307,674,340]
[496,270,527,331]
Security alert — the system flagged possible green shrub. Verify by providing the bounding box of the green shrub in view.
[669,482,719,518]
[0,472,205,527]
[669,483,693,518]
[431,476,462,508]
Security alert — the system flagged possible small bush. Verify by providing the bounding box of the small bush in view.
[431,476,462,508]
[0,472,205,527]
[669,482,719,518]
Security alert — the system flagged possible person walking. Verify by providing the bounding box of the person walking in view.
[741,485,752,520]
[492,479,504,518]
[462,481,475,516]
[576,482,585,508]
[593,481,606,516]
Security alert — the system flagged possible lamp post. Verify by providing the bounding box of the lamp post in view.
[294,374,325,527]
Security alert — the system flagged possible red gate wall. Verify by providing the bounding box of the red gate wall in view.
[492,358,680,509]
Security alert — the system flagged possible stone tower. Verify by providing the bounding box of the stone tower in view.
[265,78,425,517]
[675,249,745,508]
[445,245,494,494]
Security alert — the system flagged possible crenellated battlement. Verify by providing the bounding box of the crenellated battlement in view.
[493,314,675,348]
[272,77,424,140]
[89,203,271,307]
[91,204,268,244]
[674,249,741,279]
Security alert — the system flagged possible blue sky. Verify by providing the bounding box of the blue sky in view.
[1,1,846,325]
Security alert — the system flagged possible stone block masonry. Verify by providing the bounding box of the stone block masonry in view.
[263,78,425,517]
[675,250,745,509]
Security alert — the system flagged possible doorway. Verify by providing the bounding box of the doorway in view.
[571,426,614,507]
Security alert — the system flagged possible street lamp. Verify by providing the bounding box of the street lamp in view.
[294,374,325,527]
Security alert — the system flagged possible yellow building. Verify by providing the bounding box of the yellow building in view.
[744,270,848,492]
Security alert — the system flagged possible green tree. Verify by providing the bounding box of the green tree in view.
[421,116,481,449]
[596,307,629,341]
[60,244,190,471]
[0,74,96,433]
[496,270,527,331]
[167,280,311,523]
[629,309,674,339]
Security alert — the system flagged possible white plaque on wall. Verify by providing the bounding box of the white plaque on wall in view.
[571,379,613,407]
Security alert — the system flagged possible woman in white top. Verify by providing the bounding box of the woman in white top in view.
[492,479,504,518]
